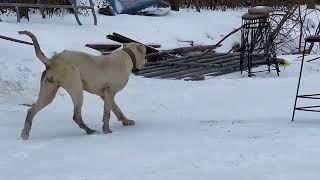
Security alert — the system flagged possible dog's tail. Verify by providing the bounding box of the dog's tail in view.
[18,31,51,67]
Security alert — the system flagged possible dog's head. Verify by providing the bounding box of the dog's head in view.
[123,43,147,71]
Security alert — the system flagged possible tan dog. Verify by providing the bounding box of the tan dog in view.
[19,31,147,140]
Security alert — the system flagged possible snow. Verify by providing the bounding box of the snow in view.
[1,8,320,180]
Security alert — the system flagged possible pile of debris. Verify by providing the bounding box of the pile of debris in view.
[86,32,222,62]
[86,32,279,81]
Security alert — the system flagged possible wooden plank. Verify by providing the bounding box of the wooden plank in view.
[151,44,221,55]
[174,62,241,79]
[181,58,274,79]
[138,53,238,75]
[147,55,238,68]
[135,65,177,75]
[142,53,230,70]
[138,56,273,79]
[143,67,189,78]
[145,55,241,69]
[156,67,210,79]
[168,56,272,79]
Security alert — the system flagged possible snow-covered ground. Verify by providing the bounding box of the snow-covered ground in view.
[1,8,320,180]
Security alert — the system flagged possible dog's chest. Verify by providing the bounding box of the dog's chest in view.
[81,79,104,95]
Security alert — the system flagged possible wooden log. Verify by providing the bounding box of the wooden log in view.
[107,33,159,54]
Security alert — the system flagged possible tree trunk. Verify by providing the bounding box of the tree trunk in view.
[307,0,315,9]
[169,0,179,11]
[195,0,200,12]
[18,7,29,20]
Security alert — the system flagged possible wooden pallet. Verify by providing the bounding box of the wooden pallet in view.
[134,53,279,81]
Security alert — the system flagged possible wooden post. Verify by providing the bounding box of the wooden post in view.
[89,0,97,25]
[195,0,200,12]
[168,0,179,11]
[15,6,20,23]
[71,0,82,25]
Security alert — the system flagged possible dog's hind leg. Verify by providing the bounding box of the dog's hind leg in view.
[61,68,97,135]
[21,72,59,140]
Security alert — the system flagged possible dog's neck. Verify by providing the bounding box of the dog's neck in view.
[122,48,138,72]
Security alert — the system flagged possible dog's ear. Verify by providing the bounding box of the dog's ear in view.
[137,44,145,53]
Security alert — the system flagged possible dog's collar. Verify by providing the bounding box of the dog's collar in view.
[122,47,138,72]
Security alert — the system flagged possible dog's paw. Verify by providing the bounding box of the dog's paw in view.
[20,129,29,140]
[102,128,113,134]
[122,120,135,126]
[86,129,99,135]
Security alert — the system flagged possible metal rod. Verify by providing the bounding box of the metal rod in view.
[0,35,33,45]
[292,42,307,122]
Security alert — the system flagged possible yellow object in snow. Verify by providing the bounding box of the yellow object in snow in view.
[283,60,290,67]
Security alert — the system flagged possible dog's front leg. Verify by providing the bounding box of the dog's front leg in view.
[102,92,113,134]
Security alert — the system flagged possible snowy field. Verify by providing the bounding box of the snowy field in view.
[1,7,320,180]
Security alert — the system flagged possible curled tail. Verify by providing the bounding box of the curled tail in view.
[18,31,51,67]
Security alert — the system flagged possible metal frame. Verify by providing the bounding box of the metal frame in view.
[292,41,320,121]
[240,15,280,77]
